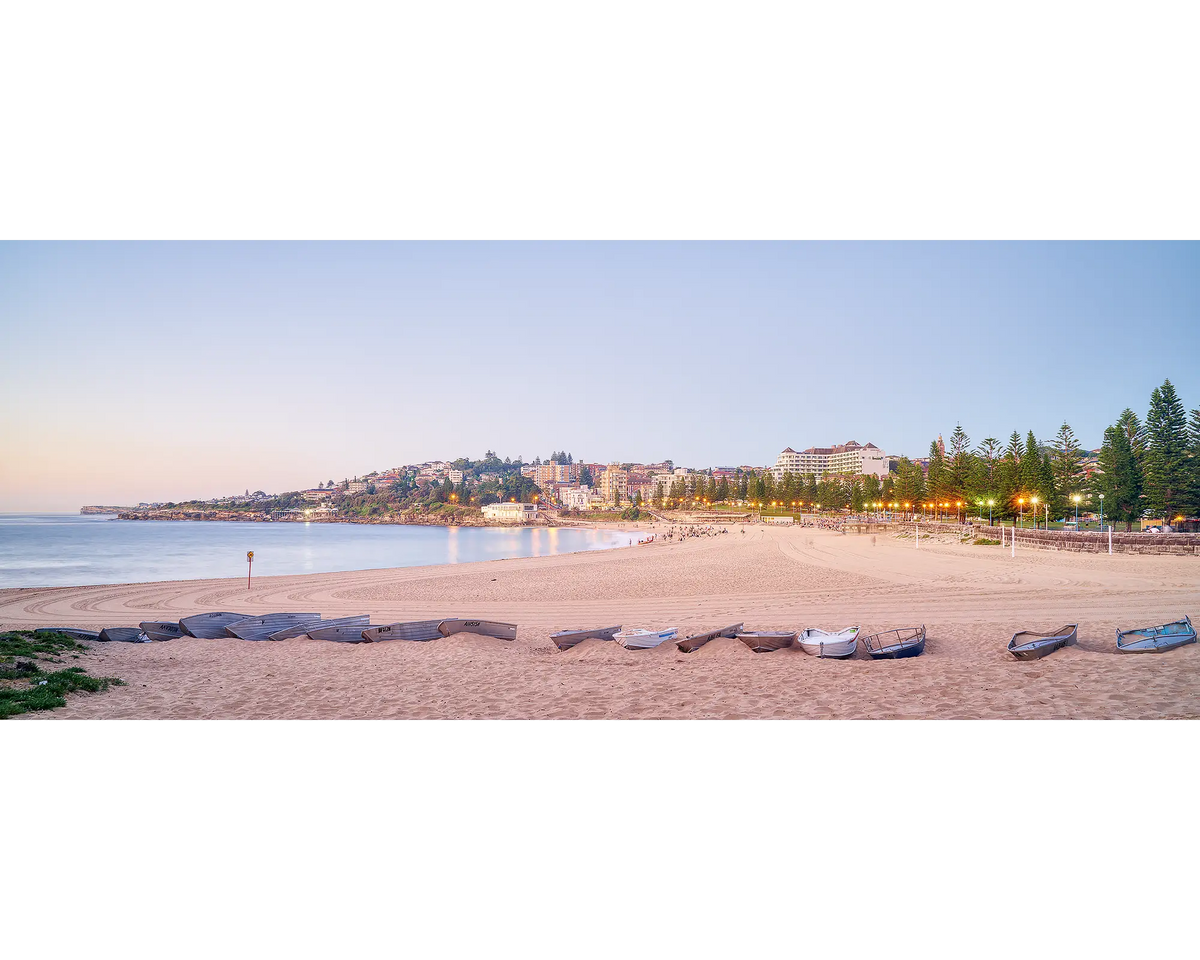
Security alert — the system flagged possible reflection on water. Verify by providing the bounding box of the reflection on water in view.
[0,514,634,588]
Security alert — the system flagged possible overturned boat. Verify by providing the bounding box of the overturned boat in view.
[180,612,249,638]
[268,614,369,641]
[676,623,743,653]
[862,625,926,660]
[1116,616,1195,654]
[362,620,446,643]
[1008,624,1078,660]
[34,627,100,641]
[551,625,622,651]
[309,623,374,643]
[98,627,150,643]
[735,630,797,653]
[139,621,186,642]
[225,613,320,641]
[613,627,678,650]
[797,626,859,659]
[437,619,518,641]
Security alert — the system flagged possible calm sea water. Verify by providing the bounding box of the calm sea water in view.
[0,514,634,588]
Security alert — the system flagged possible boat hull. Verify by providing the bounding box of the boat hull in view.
[614,628,677,650]
[268,614,369,641]
[362,620,446,642]
[1116,617,1196,654]
[551,626,622,651]
[98,627,149,643]
[139,621,185,641]
[180,612,249,638]
[677,623,744,653]
[863,627,927,660]
[226,613,320,641]
[34,628,100,641]
[1008,624,1077,660]
[308,624,373,643]
[797,628,859,659]
[735,631,796,653]
[437,619,518,641]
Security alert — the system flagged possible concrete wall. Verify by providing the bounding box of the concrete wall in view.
[893,521,1200,555]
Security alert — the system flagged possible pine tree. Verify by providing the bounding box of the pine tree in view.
[1115,408,1146,466]
[1051,422,1082,515]
[1144,379,1190,524]
[1189,407,1200,512]
[927,440,946,510]
[1096,424,1143,531]
[947,423,973,506]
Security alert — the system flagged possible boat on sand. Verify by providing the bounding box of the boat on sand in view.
[1116,616,1195,654]
[362,620,446,642]
[268,614,369,641]
[1007,624,1078,660]
[551,625,622,651]
[862,625,926,659]
[139,621,185,641]
[225,613,320,641]
[98,627,149,643]
[735,630,796,653]
[676,623,743,653]
[34,628,100,641]
[614,627,677,650]
[437,619,518,641]
[797,626,859,659]
[180,612,248,638]
[309,623,374,643]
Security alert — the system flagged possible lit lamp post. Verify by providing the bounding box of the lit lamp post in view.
[956,501,962,523]
[1099,493,1104,529]
[988,499,994,525]
[1072,493,1080,526]
[1031,496,1039,530]
[1018,497,1025,527]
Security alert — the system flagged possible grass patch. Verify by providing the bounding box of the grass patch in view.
[973,537,1001,546]
[0,631,124,719]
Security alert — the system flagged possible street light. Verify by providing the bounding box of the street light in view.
[988,499,994,525]
[1072,493,1080,526]
[1018,497,1025,527]
[1031,496,1039,530]
[1099,493,1104,529]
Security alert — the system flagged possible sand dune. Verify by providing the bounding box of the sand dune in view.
[3,525,1198,719]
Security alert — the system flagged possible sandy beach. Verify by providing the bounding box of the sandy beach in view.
[3,524,1199,719]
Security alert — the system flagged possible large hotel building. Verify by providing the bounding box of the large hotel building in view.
[771,441,890,481]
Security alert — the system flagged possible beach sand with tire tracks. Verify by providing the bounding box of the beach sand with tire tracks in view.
[4,525,1199,719]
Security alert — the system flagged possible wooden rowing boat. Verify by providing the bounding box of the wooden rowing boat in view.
[862,625,926,659]
[550,625,622,650]
[437,619,518,641]
[361,620,446,642]
[268,614,369,641]
[735,630,796,653]
[676,623,743,653]
[138,620,186,641]
[179,612,249,638]
[1008,624,1078,660]
[225,613,320,641]
[797,626,859,659]
[1116,616,1195,654]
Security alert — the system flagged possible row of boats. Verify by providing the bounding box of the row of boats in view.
[1008,616,1197,659]
[32,613,1195,659]
[551,623,922,658]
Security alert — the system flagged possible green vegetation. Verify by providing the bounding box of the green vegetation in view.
[0,631,124,719]
[973,537,1001,546]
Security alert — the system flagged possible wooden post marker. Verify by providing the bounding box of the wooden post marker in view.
[247,550,254,589]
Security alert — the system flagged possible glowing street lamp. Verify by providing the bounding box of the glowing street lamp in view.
[1072,493,1081,526]
[1031,495,1039,530]
[1018,497,1025,527]
[988,499,995,525]
[1099,493,1104,529]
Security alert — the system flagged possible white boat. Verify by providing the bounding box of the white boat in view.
[797,626,859,659]
[613,627,678,650]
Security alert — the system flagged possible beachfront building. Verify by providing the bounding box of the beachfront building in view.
[482,502,538,522]
[771,441,890,481]
[561,486,593,510]
[302,489,334,501]
[598,464,629,503]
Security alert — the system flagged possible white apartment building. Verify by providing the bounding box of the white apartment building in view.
[771,441,890,481]
[598,465,629,503]
[561,486,593,510]
[447,469,464,483]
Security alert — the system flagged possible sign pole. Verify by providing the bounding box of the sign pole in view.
[247,550,254,590]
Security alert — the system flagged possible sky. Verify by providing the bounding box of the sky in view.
[2,241,1198,512]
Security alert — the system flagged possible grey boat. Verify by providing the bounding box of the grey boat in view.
[34,628,100,641]
[676,623,744,653]
[180,612,249,638]
[267,614,369,641]
[1008,624,1078,660]
[437,619,518,641]
[98,627,150,643]
[226,613,320,641]
[139,620,186,641]
[361,620,446,643]
[862,625,927,660]
[1116,616,1196,654]
[551,625,622,651]
[309,623,374,643]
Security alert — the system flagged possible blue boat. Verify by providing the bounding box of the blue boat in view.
[863,625,926,659]
[1116,616,1195,654]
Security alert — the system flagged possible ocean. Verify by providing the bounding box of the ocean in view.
[0,514,634,588]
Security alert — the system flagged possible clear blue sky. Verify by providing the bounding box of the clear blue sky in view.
[2,242,1198,511]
